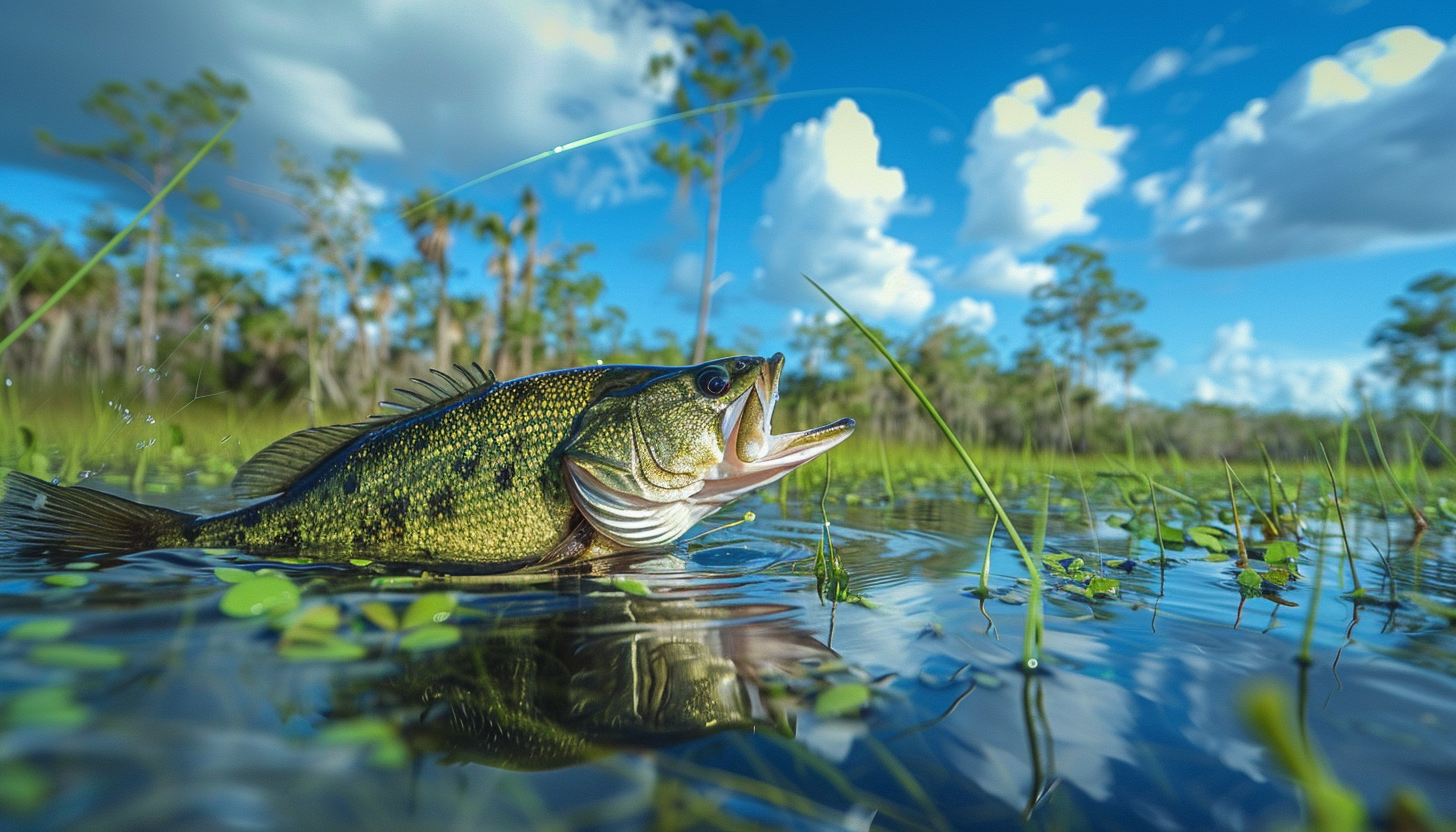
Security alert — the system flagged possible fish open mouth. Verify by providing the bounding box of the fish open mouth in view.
[697,352,855,506]
[566,353,854,551]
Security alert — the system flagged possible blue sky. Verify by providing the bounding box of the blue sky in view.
[2,0,1455,412]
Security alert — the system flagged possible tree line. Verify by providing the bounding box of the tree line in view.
[0,28,1450,462]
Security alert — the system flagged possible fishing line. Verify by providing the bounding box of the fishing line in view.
[398,86,963,219]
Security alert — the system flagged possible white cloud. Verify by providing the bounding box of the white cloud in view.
[1194,319,1360,413]
[959,76,1135,250]
[949,246,1054,295]
[755,98,933,322]
[551,137,664,211]
[1129,48,1190,92]
[1028,43,1072,65]
[667,251,701,295]
[248,53,404,154]
[941,297,996,334]
[1147,26,1456,267]
[1192,45,1257,75]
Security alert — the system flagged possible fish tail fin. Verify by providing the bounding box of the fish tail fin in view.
[0,471,195,558]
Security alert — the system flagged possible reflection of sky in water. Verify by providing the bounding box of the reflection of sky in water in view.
[4,493,1456,830]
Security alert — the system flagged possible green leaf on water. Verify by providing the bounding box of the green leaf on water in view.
[278,636,366,662]
[1186,527,1225,553]
[5,686,90,729]
[1085,576,1120,598]
[64,562,98,571]
[398,623,461,652]
[319,717,408,769]
[1264,541,1298,564]
[359,601,399,631]
[219,575,300,618]
[815,683,870,718]
[43,573,88,588]
[348,558,373,567]
[1265,567,1292,587]
[370,576,419,590]
[612,578,650,596]
[1237,568,1264,597]
[7,618,72,642]
[0,760,48,814]
[27,643,126,670]
[401,593,456,629]
[213,567,257,584]
[279,604,342,640]
[1106,515,1130,528]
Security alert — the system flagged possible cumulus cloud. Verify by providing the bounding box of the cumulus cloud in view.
[949,246,1054,295]
[1146,26,1456,267]
[1194,319,1360,413]
[755,98,933,322]
[0,0,679,215]
[1129,48,1190,92]
[941,297,996,334]
[959,76,1135,250]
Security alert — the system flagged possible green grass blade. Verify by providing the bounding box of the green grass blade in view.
[1364,406,1428,541]
[805,274,1043,669]
[0,235,59,313]
[0,113,240,358]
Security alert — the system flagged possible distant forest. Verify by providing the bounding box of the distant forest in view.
[3,42,1454,464]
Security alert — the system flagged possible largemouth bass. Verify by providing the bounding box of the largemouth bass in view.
[0,354,852,566]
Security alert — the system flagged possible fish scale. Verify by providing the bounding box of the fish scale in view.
[179,366,615,563]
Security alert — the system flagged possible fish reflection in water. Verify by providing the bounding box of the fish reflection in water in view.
[330,597,836,770]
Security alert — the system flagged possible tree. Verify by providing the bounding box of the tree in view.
[400,190,475,370]
[474,187,541,378]
[648,11,791,363]
[1026,244,1145,395]
[1096,321,1160,412]
[37,68,247,396]
[237,143,381,405]
[1370,272,1456,414]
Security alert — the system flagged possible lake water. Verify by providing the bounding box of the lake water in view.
[2,486,1454,831]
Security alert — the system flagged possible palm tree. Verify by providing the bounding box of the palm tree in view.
[401,189,475,370]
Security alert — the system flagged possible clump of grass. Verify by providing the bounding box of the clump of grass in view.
[807,275,1043,671]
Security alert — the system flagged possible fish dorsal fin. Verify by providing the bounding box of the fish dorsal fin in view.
[375,363,497,416]
[232,363,498,498]
[232,423,376,498]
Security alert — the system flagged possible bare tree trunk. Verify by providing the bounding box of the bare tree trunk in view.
[139,196,166,400]
[39,310,73,380]
[491,250,516,378]
[433,265,452,370]
[692,137,726,365]
[517,195,539,375]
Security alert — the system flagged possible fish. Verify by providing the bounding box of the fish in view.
[0,353,853,566]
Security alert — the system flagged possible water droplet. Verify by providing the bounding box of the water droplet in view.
[553,146,564,153]
[51,478,60,485]
[203,324,210,331]
[78,470,96,480]
[137,366,145,373]
[144,415,156,425]
[4,378,11,387]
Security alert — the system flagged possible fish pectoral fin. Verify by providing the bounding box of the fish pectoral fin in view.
[565,458,708,550]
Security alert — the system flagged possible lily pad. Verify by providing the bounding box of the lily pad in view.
[5,686,90,729]
[1264,541,1298,564]
[7,618,72,642]
[278,636,366,662]
[219,575,300,618]
[43,573,88,588]
[815,683,871,718]
[213,567,257,584]
[401,593,456,629]
[398,623,461,652]
[27,643,126,670]
[359,601,399,631]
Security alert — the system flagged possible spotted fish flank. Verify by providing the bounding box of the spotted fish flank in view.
[0,355,854,567]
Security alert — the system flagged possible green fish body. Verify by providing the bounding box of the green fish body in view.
[0,355,853,567]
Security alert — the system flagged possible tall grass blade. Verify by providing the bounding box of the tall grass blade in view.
[1320,442,1362,596]
[0,235,59,313]
[1364,406,1428,544]
[0,114,240,358]
[806,274,1043,670]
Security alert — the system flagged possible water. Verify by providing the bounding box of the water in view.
[2,488,1454,831]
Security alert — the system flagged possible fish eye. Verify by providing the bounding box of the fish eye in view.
[696,366,730,397]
